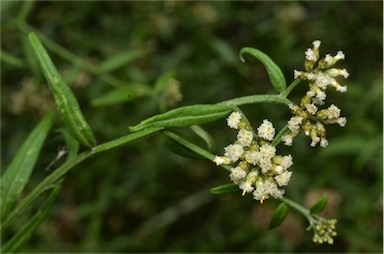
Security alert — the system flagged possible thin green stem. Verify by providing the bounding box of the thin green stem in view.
[1,127,163,232]
[163,131,231,172]
[280,196,311,221]
[282,79,301,97]
[271,125,290,147]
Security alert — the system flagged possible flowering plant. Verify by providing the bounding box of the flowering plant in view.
[1,35,348,252]
[211,40,348,244]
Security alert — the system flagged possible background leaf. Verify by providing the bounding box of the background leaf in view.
[1,183,61,253]
[0,113,55,222]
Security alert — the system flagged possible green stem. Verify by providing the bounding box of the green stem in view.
[271,125,290,147]
[282,79,301,97]
[220,94,292,107]
[1,127,163,232]
[163,131,231,172]
[280,196,311,221]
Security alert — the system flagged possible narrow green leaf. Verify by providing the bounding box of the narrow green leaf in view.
[240,47,286,93]
[28,32,96,148]
[210,183,238,195]
[2,183,61,253]
[221,94,291,107]
[129,104,231,132]
[1,113,55,222]
[91,87,137,107]
[310,194,328,214]
[97,50,144,73]
[268,202,289,229]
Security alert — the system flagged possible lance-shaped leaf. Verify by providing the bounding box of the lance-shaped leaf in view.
[129,104,231,132]
[240,47,286,93]
[1,183,61,253]
[310,193,328,214]
[268,202,289,229]
[210,183,238,195]
[1,113,55,222]
[28,32,96,148]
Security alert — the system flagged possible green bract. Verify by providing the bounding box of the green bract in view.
[28,32,96,148]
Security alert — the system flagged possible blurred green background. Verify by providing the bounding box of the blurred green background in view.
[1,1,382,252]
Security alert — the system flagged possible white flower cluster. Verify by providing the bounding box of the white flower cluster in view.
[283,40,348,148]
[214,112,293,204]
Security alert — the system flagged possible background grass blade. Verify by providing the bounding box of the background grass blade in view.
[28,32,96,148]
[1,183,61,253]
[0,112,55,222]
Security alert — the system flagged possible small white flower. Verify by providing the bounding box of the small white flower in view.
[274,171,292,187]
[257,119,275,141]
[310,136,320,147]
[229,166,247,182]
[239,181,254,193]
[306,72,316,80]
[307,90,316,97]
[227,112,242,129]
[289,104,300,112]
[224,144,244,162]
[259,144,276,159]
[328,104,341,119]
[315,73,333,89]
[336,85,347,93]
[273,165,284,174]
[306,104,318,115]
[335,51,345,60]
[287,116,303,132]
[325,54,333,64]
[314,91,326,105]
[320,138,328,148]
[245,150,260,165]
[281,155,293,170]
[271,187,285,199]
[305,48,317,61]
[213,156,231,166]
[282,134,293,146]
[313,40,321,48]
[237,129,253,147]
[294,70,302,79]
[342,68,349,78]
[337,117,347,127]
[259,158,273,174]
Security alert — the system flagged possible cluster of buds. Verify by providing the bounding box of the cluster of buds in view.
[311,218,337,244]
[282,40,348,147]
[214,112,293,204]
